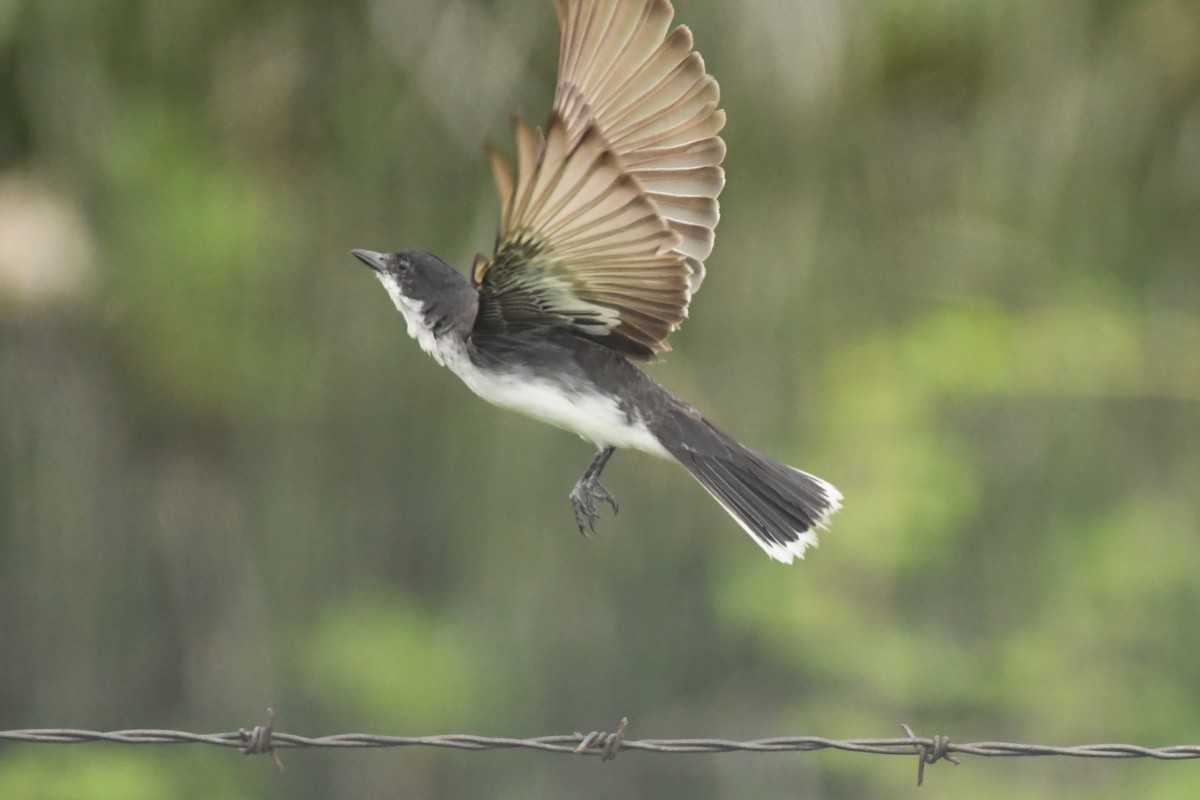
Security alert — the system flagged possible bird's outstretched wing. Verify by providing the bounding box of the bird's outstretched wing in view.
[474,0,726,361]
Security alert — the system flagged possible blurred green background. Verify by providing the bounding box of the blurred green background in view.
[2,0,1199,797]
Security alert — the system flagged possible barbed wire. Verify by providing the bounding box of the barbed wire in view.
[4,712,1200,787]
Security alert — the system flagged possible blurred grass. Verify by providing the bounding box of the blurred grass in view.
[1,0,1199,798]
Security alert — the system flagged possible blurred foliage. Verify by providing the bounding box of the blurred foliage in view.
[0,749,257,800]
[1,0,1198,798]
[300,592,492,730]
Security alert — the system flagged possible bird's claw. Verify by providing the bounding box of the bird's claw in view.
[570,478,619,536]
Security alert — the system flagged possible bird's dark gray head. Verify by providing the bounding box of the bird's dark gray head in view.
[351,249,478,362]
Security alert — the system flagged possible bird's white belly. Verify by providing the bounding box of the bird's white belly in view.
[384,293,670,457]
[444,349,668,458]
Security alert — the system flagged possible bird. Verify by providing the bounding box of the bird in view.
[351,0,842,563]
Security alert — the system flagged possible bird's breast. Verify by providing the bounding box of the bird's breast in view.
[441,350,668,457]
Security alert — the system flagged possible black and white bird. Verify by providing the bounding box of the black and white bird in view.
[352,0,841,563]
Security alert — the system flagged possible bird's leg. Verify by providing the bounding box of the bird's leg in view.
[570,446,619,536]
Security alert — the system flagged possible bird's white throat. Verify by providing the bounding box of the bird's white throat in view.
[376,273,448,365]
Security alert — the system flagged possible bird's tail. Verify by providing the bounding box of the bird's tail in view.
[654,407,842,564]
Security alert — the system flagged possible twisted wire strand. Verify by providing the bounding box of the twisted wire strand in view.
[4,725,1199,759]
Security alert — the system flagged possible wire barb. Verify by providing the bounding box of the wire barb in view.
[901,723,960,786]
[239,708,283,770]
[574,717,628,761]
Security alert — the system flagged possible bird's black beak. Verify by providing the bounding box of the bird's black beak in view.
[351,249,387,272]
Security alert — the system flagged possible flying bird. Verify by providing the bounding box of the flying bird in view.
[352,0,842,563]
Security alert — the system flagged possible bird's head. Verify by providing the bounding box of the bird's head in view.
[351,249,478,363]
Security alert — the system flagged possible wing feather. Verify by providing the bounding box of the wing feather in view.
[555,0,725,279]
[486,144,514,225]
[476,0,725,360]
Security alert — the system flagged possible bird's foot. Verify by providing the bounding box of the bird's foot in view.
[570,476,620,536]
